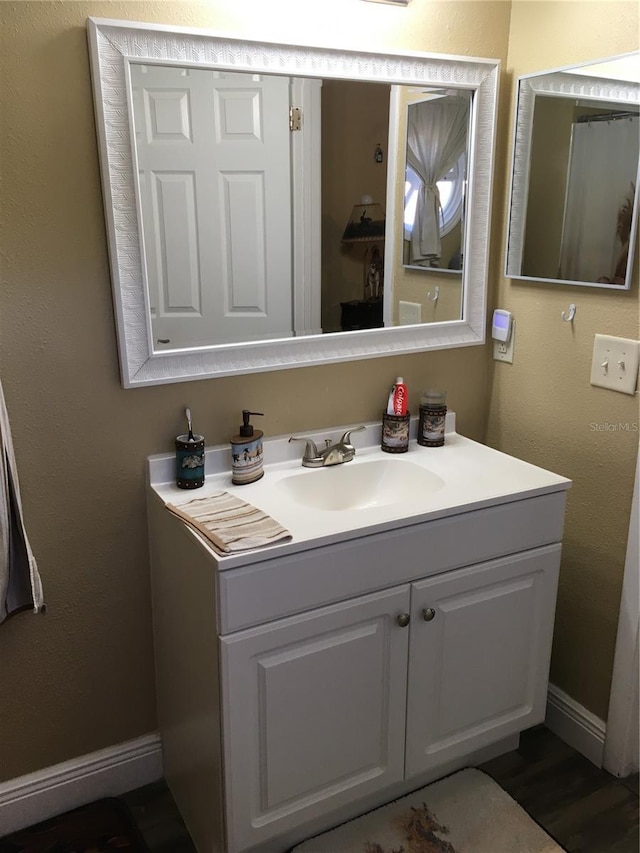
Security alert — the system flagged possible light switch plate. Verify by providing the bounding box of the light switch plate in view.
[590,334,640,395]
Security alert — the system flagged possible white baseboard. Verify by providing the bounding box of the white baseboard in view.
[0,733,163,837]
[0,689,608,839]
[545,683,606,768]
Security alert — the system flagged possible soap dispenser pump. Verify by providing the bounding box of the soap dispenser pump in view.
[231,410,264,485]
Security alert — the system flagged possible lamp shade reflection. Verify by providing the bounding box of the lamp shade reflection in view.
[341,197,386,242]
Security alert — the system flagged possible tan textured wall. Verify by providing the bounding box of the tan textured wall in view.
[488,0,640,720]
[522,96,573,279]
[321,80,390,332]
[0,1,511,781]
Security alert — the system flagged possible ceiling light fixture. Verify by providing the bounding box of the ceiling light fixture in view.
[361,0,412,5]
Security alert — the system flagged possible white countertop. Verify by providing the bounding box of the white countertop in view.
[148,415,571,569]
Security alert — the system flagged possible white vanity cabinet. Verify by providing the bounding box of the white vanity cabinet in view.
[218,544,560,853]
[147,427,571,853]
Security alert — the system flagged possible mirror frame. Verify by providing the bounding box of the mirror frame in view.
[88,17,500,388]
[505,53,640,290]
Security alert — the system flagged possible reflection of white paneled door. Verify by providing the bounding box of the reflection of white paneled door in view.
[131,65,294,349]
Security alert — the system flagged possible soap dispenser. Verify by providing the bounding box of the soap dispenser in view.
[231,410,264,485]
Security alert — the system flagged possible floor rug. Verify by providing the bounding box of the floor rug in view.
[0,797,149,852]
[291,768,566,853]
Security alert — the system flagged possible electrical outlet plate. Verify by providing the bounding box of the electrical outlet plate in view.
[493,323,515,363]
[398,301,422,325]
[590,335,640,395]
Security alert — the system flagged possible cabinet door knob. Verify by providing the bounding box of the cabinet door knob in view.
[397,613,410,627]
[422,608,436,622]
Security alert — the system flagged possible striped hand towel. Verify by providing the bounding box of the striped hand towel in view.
[0,378,44,625]
[166,491,292,554]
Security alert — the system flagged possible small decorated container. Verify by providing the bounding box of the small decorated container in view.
[418,390,447,447]
[231,411,264,485]
[175,434,205,489]
[381,411,410,453]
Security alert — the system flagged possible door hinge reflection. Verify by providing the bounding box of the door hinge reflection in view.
[289,106,302,131]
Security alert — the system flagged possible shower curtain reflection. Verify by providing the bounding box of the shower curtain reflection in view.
[559,115,638,285]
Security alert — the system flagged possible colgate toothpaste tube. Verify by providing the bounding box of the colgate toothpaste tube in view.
[387,377,408,415]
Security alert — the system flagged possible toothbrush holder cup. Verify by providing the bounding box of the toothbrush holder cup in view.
[175,434,205,488]
[381,412,410,453]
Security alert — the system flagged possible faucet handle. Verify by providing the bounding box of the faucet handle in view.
[289,435,320,460]
[339,425,366,446]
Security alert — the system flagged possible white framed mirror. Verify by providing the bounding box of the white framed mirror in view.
[88,18,499,388]
[506,52,640,290]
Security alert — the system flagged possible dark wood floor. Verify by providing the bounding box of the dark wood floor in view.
[481,726,639,853]
[121,725,638,852]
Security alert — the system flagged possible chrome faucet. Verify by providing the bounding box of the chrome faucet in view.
[289,426,366,468]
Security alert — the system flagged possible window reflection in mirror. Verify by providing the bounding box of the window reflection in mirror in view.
[402,92,471,273]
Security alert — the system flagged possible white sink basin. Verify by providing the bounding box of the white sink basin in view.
[275,458,445,511]
[149,415,573,560]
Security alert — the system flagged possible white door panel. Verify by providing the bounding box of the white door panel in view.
[131,64,293,348]
[405,545,561,777]
[220,586,410,852]
[150,172,200,312]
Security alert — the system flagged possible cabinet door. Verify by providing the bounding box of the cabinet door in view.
[220,585,411,853]
[405,545,561,778]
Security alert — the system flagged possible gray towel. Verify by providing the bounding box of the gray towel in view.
[0,380,44,624]
[166,491,292,554]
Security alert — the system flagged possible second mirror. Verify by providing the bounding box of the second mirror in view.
[403,90,471,274]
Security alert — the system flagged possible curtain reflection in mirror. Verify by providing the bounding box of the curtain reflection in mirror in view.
[404,93,470,267]
[559,114,638,285]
